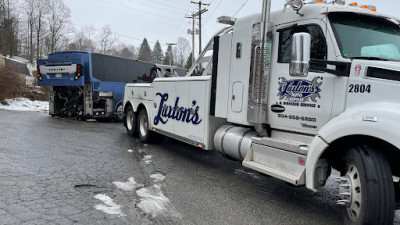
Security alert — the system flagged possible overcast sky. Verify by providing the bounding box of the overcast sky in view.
[63,0,398,52]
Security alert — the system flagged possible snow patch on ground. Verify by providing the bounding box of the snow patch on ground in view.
[136,185,179,218]
[143,155,152,164]
[25,75,36,86]
[150,174,165,183]
[94,194,125,216]
[113,177,144,191]
[27,63,36,76]
[0,98,48,112]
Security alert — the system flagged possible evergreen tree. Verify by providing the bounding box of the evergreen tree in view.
[152,40,163,64]
[184,53,193,69]
[138,38,152,62]
[163,45,173,65]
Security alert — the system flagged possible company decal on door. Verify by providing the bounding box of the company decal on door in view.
[277,76,322,108]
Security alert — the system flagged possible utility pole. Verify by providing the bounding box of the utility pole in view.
[166,43,176,66]
[185,14,196,65]
[191,1,209,56]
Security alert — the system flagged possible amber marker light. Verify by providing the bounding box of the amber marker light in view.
[349,2,358,6]
[369,5,376,11]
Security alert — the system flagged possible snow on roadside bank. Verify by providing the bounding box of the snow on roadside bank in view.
[0,98,48,112]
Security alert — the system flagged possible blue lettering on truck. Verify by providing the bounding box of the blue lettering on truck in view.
[154,93,202,125]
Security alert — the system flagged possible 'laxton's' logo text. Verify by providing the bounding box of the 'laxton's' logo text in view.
[154,93,202,125]
[278,77,322,102]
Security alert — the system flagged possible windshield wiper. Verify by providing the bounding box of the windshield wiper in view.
[350,57,389,61]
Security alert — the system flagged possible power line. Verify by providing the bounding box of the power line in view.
[203,0,219,21]
[142,0,191,11]
[168,1,193,42]
[71,23,158,45]
[233,0,250,16]
[124,0,187,15]
[97,0,182,23]
[191,1,209,55]
[203,0,223,24]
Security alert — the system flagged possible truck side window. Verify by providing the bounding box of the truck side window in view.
[278,25,327,63]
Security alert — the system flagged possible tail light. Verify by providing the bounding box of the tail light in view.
[37,66,42,81]
[75,64,83,80]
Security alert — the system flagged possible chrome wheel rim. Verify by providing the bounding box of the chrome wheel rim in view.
[338,163,362,221]
[139,114,148,137]
[126,111,133,130]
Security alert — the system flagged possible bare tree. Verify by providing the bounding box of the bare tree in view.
[174,37,190,67]
[97,25,118,54]
[46,0,71,54]
[34,0,49,59]
[21,0,36,62]
[67,26,97,52]
[113,43,137,59]
[0,0,18,57]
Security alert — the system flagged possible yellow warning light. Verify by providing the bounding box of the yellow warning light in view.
[315,0,324,2]
[198,144,203,148]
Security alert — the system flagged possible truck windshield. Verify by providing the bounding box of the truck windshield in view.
[329,12,400,61]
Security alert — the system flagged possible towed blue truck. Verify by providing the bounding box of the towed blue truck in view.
[36,51,185,120]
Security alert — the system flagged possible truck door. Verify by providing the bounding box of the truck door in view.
[268,20,335,134]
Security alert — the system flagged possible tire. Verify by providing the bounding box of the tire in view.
[114,103,124,122]
[138,109,152,143]
[340,145,395,225]
[125,105,136,136]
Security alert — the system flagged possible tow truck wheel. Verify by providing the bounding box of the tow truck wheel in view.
[338,145,395,225]
[138,109,152,143]
[125,105,136,136]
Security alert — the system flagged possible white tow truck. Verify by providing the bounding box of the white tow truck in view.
[123,0,400,224]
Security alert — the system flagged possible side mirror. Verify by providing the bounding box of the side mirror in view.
[290,33,311,77]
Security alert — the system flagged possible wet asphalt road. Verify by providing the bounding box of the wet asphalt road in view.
[0,109,399,225]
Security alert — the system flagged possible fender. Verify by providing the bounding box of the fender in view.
[124,100,152,117]
[306,102,400,191]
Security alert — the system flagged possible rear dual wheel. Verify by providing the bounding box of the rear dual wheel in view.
[125,105,136,136]
[138,109,152,143]
[137,109,164,143]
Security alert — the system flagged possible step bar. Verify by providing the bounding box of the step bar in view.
[242,137,308,186]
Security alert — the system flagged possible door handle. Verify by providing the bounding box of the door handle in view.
[271,104,285,113]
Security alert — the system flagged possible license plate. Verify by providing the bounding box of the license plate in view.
[56,74,62,78]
